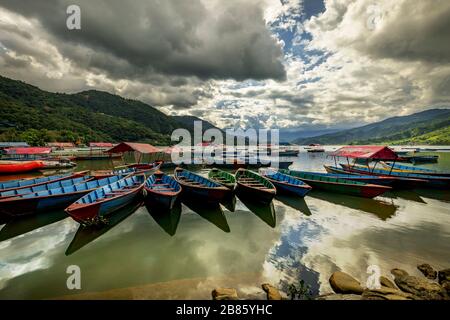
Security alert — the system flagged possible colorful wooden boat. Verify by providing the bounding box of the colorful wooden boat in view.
[0,176,125,217]
[259,168,311,197]
[279,169,391,198]
[235,168,276,204]
[0,171,88,192]
[66,174,146,224]
[208,168,236,189]
[323,165,398,186]
[340,164,450,189]
[334,164,428,189]
[115,162,162,176]
[144,171,181,210]
[174,167,230,203]
[91,167,136,179]
[0,160,44,174]
[380,162,450,177]
[0,175,94,199]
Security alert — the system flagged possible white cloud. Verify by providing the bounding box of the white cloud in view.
[1,0,449,129]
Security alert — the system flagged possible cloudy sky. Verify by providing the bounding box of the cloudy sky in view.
[1,0,449,130]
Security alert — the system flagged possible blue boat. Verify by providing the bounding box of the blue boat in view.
[0,175,94,199]
[174,167,230,203]
[0,171,88,192]
[0,175,126,217]
[340,164,450,189]
[380,162,450,177]
[66,174,146,224]
[323,165,397,186]
[259,169,312,197]
[144,171,182,210]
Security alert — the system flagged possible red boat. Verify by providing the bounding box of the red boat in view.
[0,161,44,174]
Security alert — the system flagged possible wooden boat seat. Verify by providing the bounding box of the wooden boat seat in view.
[151,183,170,186]
[152,188,175,191]
[246,183,266,187]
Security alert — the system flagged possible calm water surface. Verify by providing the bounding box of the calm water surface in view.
[0,150,449,299]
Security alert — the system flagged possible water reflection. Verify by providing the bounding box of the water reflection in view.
[0,210,68,242]
[275,195,312,216]
[220,194,237,213]
[0,151,449,299]
[237,195,276,227]
[415,188,450,203]
[65,200,143,256]
[181,196,230,233]
[308,191,398,221]
[384,190,426,204]
[145,200,182,236]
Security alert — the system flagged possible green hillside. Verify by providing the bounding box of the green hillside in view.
[294,109,450,145]
[364,124,450,145]
[0,76,201,145]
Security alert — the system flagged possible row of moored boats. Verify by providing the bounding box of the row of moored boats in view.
[0,160,448,225]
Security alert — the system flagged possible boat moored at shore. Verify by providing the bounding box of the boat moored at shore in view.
[66,174,146,224]
[235,168,276,204]
[279,169,391,198]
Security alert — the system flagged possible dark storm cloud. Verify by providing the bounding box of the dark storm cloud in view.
[361,1,450,64]
[0,0,286,81]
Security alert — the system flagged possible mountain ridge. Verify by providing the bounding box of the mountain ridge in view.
[0,75,215,145]
[293,109,450,145]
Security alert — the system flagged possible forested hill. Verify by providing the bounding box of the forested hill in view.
[0,75,212,145]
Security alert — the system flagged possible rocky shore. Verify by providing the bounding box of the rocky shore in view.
[212,263,450,300]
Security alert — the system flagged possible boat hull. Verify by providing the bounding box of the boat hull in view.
[235,183,276,204]
[380,162,450,177]
[0,161,44,174]
[174,168,230,203]
[268,179,311,197]
[144,190,178,210]
[324,166,395,186]
[305,180,387,198]
[0,191,90,217]
[181,184,231,203]
[0,171,88,193]
[144,184,179,210]
[66,187,143,223]
[235,169,276,204]
[340,164,447,189]
[280,170,390,199]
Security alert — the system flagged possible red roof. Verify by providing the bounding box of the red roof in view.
[105,142,161,154]
[164,146,183,154]
[331,146,398,160]
[89,142,114,148]
[4,147,52,155]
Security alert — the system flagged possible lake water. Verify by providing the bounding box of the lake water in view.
[0,150,449,299]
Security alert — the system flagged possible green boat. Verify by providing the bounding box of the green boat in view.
[208,168,236,190]
[279,169,391,198]
[235,168,276,204]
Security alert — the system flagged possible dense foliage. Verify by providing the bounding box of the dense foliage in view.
[0,76,204,145]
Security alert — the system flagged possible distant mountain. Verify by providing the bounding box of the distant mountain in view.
[0,75,206,145]
[293,109,450,145]
[172,115,221,132]
[279,128,343,143]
